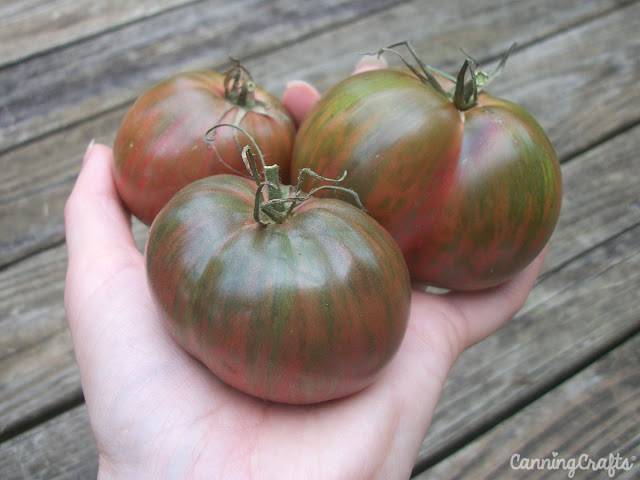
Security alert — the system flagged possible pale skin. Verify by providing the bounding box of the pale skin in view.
[64,60,547,480]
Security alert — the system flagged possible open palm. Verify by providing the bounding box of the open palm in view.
[64,73,546,480]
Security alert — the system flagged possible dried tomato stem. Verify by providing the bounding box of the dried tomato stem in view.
[264,164,286,212]
[204,123,268,176]
[453,59,478,111]
[205,123,364,225]
[370,41,449,97]
[373,41,517,112]
[224,59,257,108]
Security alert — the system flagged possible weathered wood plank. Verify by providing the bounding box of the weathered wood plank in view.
[0,405,98,480]
[2,217,638,480]
[1,0,633,153]
[1,1,638,268]
[487,1,640,161]
[0,219,148,439]
[537,124,640,275]
[0,0,195,67]
[416,333,640,479]
[414,224,640,467]
[0,0,407,152]
[0,109,124,268]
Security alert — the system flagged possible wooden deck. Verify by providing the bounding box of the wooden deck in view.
[1,1,639,478]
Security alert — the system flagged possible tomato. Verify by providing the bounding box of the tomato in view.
[406,91,562,290]
[291,44,562,290]
[145,164,411,404]
[292,68,463,256]
[113,62,296,225]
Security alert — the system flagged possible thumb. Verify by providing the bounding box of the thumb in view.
[282,80,321,126]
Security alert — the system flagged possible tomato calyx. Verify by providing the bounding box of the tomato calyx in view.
[224,59,261,109]
[222,59,286,121]
[205,124,364,225]
[220,59,289,136]
[370,41,516,111]
[201,60,293,177]
[248,149,365,226]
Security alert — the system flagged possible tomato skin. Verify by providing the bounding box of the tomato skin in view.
[291,69,463,255]
[292,68,562,290]
[145,174,411,404]
[408,94,562,290]
[113,70,296,225]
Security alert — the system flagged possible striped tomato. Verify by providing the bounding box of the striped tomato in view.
[292,44,562,290]
[113,62,295,225]
[145,159,411,404]
[292,67,463,257]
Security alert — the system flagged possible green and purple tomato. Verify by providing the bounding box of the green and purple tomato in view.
[292,68,463,257]
[145,174,411,404]
[406,93,562,290]
[291,52,562,290]
[113,64,296,225]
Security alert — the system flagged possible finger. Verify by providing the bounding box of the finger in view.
[64,142,136,260]
[282,80,321,126]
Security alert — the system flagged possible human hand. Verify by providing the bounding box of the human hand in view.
[64,60,546,480]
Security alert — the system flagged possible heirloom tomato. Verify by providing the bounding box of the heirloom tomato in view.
[145,154,411,404]
[113,62,296,225]
[292,43,562,290]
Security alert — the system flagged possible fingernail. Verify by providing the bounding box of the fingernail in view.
[285,79,319,94]
[83,139,95,166]
[353,54,388,74]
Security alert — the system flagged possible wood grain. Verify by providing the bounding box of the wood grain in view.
[1,0,631,153]
[0,219,148,439]
[417,333,640,479]
[0,405,98,480]
[538,124,640,275]
[0,0,195,67]
[0,109,125,268]
[0,0,407,152]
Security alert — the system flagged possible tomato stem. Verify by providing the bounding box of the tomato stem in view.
[205,123,365,225]
[222,58,291,124]
[453,59,478,111]
[294,168,366,211]
[371,41,517,111]
[204,122,269,178]
[253,182,282,224]
[264,164,287,213]
[372,41,450,97]
[240,144,288,224]
[224,59,257,108]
